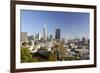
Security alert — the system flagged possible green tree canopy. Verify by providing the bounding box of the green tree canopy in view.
[21,48,38,62]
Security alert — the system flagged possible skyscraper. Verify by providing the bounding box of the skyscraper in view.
[55,28,61,40]
[43,24,47,40]
[35,32,41,40]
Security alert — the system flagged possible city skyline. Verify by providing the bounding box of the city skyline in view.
[21,10,90,39]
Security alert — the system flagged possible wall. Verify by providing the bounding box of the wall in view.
[0,0,100,73]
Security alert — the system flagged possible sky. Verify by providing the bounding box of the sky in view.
[21,9,90,40]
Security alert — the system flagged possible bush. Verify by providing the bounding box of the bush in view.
[21,48,37,62]
[48,52,57,61]
[64,56,76,61]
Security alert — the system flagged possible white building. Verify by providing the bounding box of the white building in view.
[21,32,28,42]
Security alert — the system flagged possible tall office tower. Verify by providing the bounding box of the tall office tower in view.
[21,32,28,42]
[38,33,41,40]
[50,35,53,40]
[43,24,47,40]
[55,28,61,40]
[35,33,39,40]
[35,32,41,40]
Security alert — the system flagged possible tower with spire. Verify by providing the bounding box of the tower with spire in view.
[43,24,47,40]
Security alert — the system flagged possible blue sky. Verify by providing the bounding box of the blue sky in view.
[21,9,90,39]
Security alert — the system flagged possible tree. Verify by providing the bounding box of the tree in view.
[48,52,57,61]
[54,43,66,61]
[21,48,38,62]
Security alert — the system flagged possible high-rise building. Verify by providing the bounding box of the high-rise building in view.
[55,28,61,40]
[43,24,47,40]
[21,32,28,42]
[50,35,53,40]
[35,32,41,40]
[62,38,65,44]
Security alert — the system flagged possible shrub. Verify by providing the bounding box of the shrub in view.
[64,56,76,61]
[21,48,37,62]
